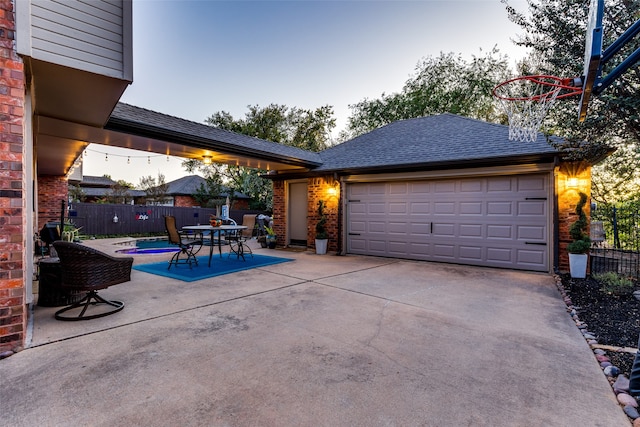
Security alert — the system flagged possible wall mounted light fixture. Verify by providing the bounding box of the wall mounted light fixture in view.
[566,177,579,188]
[202,155,212,165]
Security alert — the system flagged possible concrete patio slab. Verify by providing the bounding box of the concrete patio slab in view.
[1,242,629,426]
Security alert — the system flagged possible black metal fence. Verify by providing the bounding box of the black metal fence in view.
[591,202,640,278]
[63,203,262,236]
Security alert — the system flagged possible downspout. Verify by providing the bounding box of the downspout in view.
[336,176,344,256]
[553,156,560,273]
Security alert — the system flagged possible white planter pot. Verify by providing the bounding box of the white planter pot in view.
[315,239,328,255]
[569,253,588,279]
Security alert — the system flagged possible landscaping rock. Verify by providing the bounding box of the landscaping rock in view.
[604,365,620,376]
[614,375,631,394]
[625,405,640,419]
[618,393,638,407]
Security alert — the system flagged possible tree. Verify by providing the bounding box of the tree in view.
[205,103,336,151]
[192,174,227,211]
[139,173,169,205]
[503,0,640,162]
[104,180,134,204]
[591,144,640,205]
[68,184,86,203]
[343,49,512,139]
[185,103,337,210]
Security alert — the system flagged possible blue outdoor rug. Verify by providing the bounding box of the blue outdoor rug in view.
[133,254,293,282]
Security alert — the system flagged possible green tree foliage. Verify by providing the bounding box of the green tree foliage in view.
[503,0,640,162]
[138,173,169,205]
[343,49,511,138]
[205,103,336,152]
[591,144,640,204]
[192,174,226,209]
[185,104,336,210]
[104,180,134,204]
[68,184,86,203]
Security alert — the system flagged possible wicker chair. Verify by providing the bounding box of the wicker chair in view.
[164,215,203,269]
[52,241,134,321]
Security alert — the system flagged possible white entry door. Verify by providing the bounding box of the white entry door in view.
[288,181,308,246]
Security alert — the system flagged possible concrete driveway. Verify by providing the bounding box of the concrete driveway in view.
[0,242,629,426]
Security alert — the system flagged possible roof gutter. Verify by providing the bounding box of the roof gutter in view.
[105,117,323,169]
[263,152,561,180]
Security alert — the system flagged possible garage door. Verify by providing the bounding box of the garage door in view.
[347,174,550,271]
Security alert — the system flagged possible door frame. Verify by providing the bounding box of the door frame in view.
[286,179,308,247]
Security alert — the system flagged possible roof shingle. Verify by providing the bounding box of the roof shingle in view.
[316,114,560,172]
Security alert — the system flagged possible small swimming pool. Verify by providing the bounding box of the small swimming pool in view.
[116,238,180,255]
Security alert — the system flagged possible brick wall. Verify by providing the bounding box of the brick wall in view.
[174,195,250,210]
[0,0,25,356]
[174,195,197,207]
[557,162,592,273]
[272,180,284,246]
[307,177,339,252]
[37,176,69,229]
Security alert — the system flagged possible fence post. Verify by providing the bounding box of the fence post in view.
[613,207,620,249]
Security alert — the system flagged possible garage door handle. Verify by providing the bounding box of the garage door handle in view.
[349,233,360,236]
[525,242,547,246]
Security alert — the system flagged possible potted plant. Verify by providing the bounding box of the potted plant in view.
[315,200,329,255]
[567,191,591,278]
[264,226,277,249]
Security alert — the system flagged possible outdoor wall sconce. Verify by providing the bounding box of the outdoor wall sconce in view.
[327,186,337,196]
[113,214,119,223]
[202,155,212,165]
[566,177,579,188]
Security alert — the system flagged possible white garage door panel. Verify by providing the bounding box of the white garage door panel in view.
[347,174,549,271]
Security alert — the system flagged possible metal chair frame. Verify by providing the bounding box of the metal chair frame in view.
[165,215,203,269]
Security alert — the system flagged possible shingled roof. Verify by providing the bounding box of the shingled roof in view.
[108,103,322,167]
[166,175,249,198]
[315,113,561,173]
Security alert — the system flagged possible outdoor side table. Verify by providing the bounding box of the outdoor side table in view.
[37,257,83,307]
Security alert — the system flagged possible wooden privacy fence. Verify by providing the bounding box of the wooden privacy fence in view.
[65,203,263,236]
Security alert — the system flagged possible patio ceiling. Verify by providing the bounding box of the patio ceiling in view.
[32,61,321,176]
[36,114,320,176]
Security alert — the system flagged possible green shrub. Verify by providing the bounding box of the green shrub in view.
[315,200,328,240]
[593,271,635,294]
[568,192,591,254]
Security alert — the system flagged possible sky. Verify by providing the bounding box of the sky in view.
[84,0,530,185]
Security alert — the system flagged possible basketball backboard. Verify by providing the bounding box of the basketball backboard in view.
[578,0,604,122]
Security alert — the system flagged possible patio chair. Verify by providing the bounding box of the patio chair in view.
[52,241,134,321]
[165,215,203,269]
[226,214,255,261]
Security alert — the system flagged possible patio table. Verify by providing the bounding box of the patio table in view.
[182,225,247,267]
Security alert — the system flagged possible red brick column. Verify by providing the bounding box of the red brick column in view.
[307,176,339,252]
[37,176,69,229]
[0,0,25,356]
[271,180,284,246]
[556,163,591,273]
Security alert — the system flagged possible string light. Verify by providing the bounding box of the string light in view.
[84,148,173,166]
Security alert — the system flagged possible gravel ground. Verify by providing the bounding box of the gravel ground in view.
[559,273,640,377]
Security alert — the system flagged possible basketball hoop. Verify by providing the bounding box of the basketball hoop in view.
[493,75,583,142]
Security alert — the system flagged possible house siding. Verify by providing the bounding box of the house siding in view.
[0,0,25,355]
[16,0,132,81]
